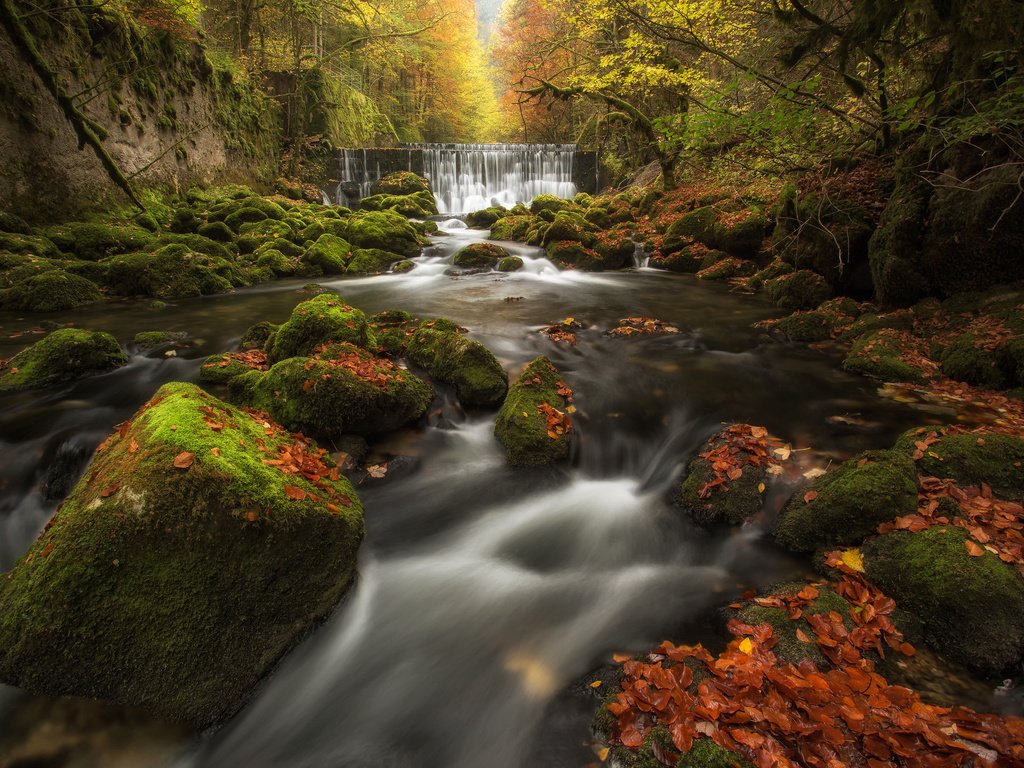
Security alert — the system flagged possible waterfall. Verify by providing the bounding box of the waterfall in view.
[331,144,580,215]
[415,143,577,215]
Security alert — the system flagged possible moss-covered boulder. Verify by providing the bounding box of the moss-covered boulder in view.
[266,294,375,362]
[239,344,432,437]
[842,330,928,384]
[939,333,1008,389]
[241,321,278,350]
[133,331,188,350]
[370,310,417,356]
[666,206,766,259]
[863,526,1024,674]
[497,256,524,272]
[0,383,364,727]
[529,194,571,215]
[896,430,1024,500]
[359,191,438,218]
[774,450,918,552]
[765,270,830,310]
[45,222,155,261]
[679,432,771,528]
[347,248,403,275]
[197,221,235,242]
[541,211,596,248]
[102,244,246,299]
[0,270,102,312]
[198,353,267,385]
[490,215,534,242]
[370,171,431,197]
[343,210,422,258]
[407,319,508,406]
[494,356,572,467]
[453,242,510,269]
[0,329,126,391]
[301,234,351,275]
[466,207,508,228]
[0,232,59,258]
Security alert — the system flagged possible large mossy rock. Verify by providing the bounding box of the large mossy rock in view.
[765,270,831,310]
[774,450,918,552]
[679,432,769,528]
[0,270,102,312]
[102,244,246,299]
[370,171,431,197]
[0,383,365,727]
[0,329,126,391]
[490,215,534,242]
[466,206,508,228]
[301,233,351,275]
[842,330,928,384]
[343,210,422,258]
[494,356,572,467]
[45,221,155,261]
[452,242,510,269]
[266,294,375,362]
[359,191,438,218]
[895,430,1024,500]
[407,319,508,406]
[863,526,1024,675]
[239,343,432,437]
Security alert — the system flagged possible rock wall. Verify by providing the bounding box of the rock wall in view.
[0,6,281,222]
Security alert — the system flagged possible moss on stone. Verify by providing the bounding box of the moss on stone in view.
[240,321,278,350]
[236,220,296,255]
[497,256,524,272]
[391,259,416,273]
[494,356,571,467]
[102,244,245,299]
[407,319,507,406]
[359,191,438,218]
[342,210,422,258]
[198,353,261,385]
[255,248,298,277]
[301,234,351,275]
[223,206,269,232]
[0,270,102,312]
[529,194,570,215]
[0,328,126,391]
[843,330,928,384]
[679,445,766,529]
[541,211,596,248]
[453,242,510,268]
[45,222,154,261]
[696,257,756,281]
[133,331,187,349]
[239,344,432,437]
[863,526,1024,674]
[939,334,1008,389]
[266,294,375,362]
[738,585,852,667]
[772,311,834,342]
[465,206,507,228]
[0,382,364,727]
[0,233,59,258]
[765,270,830,311]
[774,450,918,552]
[197,221,234,242]
[897,431,1024,499]
[154,234,236,263]
[490,215,534,242]
[370,171,431,197]
[347,248,402,275]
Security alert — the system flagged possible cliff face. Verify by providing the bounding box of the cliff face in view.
[0,5,281,221]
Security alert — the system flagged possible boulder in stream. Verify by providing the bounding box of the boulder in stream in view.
[407,319,508,406]
[0,382,365,727]
[0,328,126,392]
[452,242,510,269]
[266,294,376,362]
[494,356,573,467]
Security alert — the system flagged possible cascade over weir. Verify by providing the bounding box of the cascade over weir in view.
[327,143,602,215]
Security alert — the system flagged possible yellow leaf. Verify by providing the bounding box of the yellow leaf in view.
[567,405,577,414]
[738,637,753,654]
[564,316,575,324]
[598,747,610,761]
[757,482,766,493]
[522,411,529,418]
[590,680,602,688]
[841,548,865,572]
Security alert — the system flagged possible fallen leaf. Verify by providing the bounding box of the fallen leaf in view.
[173,451,194,469]
[210,447,221,457]
[841,548,865,573]
[964,540,985,557]
[804,490,818,504]
[590,680,603,689]
[100,483,121,498]
[738,637,753,654]
[283,485,307,500]
[803,467,827,480]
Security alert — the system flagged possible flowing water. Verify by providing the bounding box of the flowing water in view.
[0,226,932,766]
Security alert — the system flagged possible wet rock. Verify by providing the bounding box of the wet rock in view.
[133,331,189,351]
[102,244,246,299]
[240,321,278,350]
[342,210,423,258]
[497,256,524,272]
[863,526,1024,675]
[679,429,774,528]
[895,429,1024,500]
[359,191,438,218]
[0,382,365,727]
[370,171,431,197]
[347,248,404,275]
[466,206,508,228]
[0,270,102,312]
[765,270,830,310]
[494,356,572,467]
[407,319,508,406]
[774,450,918,552]
[489,215,534,242]
[452,242,510,269]
[0,329,126,392]
[842,330,929,384]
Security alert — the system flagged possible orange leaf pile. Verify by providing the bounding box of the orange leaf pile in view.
[202,349,269,372]
[608,570,1024,767]
[696,424,787,499]
[607,316,681,337]
[311,345,398,389]
[543,318,584,345]
[537,402,571,440]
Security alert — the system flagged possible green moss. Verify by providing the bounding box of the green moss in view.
[746,258,793,290]
[541,211,595,248]
[236,220,295,255]
[0,382,364,727]
[679,447,765,528]
[453,242,509,269]
[370,172,430,197]
[198,353,262,385]
[678,738,753,768]
[772,311,834,342]
[494,356,571,467]
[102,244,244,299]
[170,208,201,234]
[391,259,416,274]
[342,210,422,258]
[301,234,351,275]
[863,526,1024,674]
[466,207,507,228]
[346,248,402,275]
[939,334,1008,389]
[490,215,534,242]
[154,234,235,262]
[407,320,507,406]
[266,294,375,362]
[529,194,570,215]
[774,450,918,552]
[765,270,830,311]
[133,331,187,350]
[497,256,524,272]
[738,585,852,667]
[898,431,1024,499]
[223,206,268,233]
[696,257,756,281]
[843,330,927,384]
[0,328,126,391]
[45,222,154,261]
[0,270,102,312]
[359,191,438,218]
[255,249,298,277]
[0,233,59,257]
[240,321,278,350]
[238,344,432,437]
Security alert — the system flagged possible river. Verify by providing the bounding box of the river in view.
[0,224,925,767]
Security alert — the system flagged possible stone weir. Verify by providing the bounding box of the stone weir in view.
[325,143,602,215]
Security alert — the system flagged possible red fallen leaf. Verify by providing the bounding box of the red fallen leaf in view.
[303,379,314,393]
[804,490,818,504]
[41,540,55,558]
[964,540,985,557]
[128,438,139,454]
[114,420,132,438]
[795,628,812,643]
[173,451,194,469]
[726,466,743,481]
[283,485,307,500]
[899,642,916,657]
[210,447,221,457]
[245,510,259,522]
[100,483,121,498]
[169,425,177,431]
[336,493,353,508]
